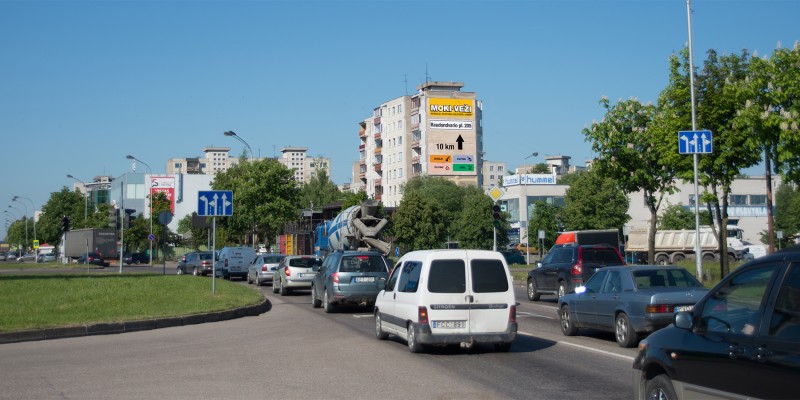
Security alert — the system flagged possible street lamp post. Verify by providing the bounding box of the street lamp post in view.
[65,175,88,221]
[522,152,539,263]
[126,155,154,266]
[7,206,27,252]
[223,130,256,248]
[12,196,36,243]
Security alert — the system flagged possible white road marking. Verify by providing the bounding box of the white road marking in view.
[518,331,635,362]
[517,311,555,320]
[352,314,373,318]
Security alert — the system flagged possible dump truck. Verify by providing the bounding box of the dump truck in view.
[625,225,747,265]
[63,228,117,261]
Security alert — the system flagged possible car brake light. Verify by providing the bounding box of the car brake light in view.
[509,304,517,323]
[418,306,429,324]
[285,268,291,277]
[332,272,339,283]
[571,259,583,275]
[261,265,268,272]
[646,304,675,313]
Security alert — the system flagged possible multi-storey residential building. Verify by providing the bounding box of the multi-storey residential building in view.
[357,81,483,207]
[165,146,330,185]
[482,161,506,190]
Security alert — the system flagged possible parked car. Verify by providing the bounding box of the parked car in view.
[310,250,390,312]
[633,246,800,400]
[37,253,56,263]
[123,252,149,265]
[558,265,708,347]
[500,250,526,265]
[178,251,214,276]
[247,254,286,286]
[216,246,256,280]
[16,252,37,262]
[77,252,109,267]
[273,255,323,295]
[527,244,625,300]
[374,249,517,353]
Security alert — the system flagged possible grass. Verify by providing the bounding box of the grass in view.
[0,274,263,332]
[0,261,104,270]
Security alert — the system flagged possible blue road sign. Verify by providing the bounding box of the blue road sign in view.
[679,130,713,154]
[197,190,233,216]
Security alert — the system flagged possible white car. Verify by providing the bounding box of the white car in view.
[247,254,286,286]
[374,249,517,353]
[272,255,323,295]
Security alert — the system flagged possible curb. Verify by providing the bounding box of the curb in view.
[0,297,272,345]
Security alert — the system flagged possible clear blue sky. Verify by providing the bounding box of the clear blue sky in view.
[2,0,798,241]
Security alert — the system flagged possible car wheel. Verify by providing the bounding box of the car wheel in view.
[176,268,184,275]
[615,313,639,348]
[323,290,335,313]
[192,267,198,276]
[527,279,541,301]
[560,305,578,336]
[247,274,252,284]
[645,374,677,400]
[279,280,289,296]
[494,342,512,352]
[255,278,261,287]
[374,312,389,340]
[407,324,423,353]
[557,281,567,299]
[272,278,280,294]
[311,285,322,308]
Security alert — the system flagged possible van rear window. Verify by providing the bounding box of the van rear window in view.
[428,259,466,293]
[471,259,509,293]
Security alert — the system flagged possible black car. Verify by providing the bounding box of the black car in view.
[123,252,149,265]
[77,252,109,267]
[527,244,625,300]
[633,246,800,400]
[500,250,526,265]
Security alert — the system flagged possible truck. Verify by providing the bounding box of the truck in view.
[625,225,747,265]
[314,200,391,256]
[63,228,117,261]
[554,229,620,248]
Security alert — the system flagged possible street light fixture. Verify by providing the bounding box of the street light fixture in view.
[522,152,539,263]
[12,196,36,242]
[66,175,88,221]
[126,154,154,266]
[223,131,254,161]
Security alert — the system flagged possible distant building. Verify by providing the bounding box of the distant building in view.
[356,81,484,207]
[276,147,331,184]
[482,160,506,190]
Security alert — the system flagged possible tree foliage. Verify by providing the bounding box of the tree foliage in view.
[299,168,342,209]
[392,191,448,251]
[452,186,507,249]
[560,170,630,231]
[658,203,712,230]
[528,201,561,251]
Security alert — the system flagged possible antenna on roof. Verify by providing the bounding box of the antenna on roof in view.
[403,74,408,95]
[425,64,430,83]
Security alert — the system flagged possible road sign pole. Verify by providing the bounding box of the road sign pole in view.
[212,217,216,294]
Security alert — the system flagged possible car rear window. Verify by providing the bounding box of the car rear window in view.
[634,269,703,288]
[582,248,623,264]
[199,253,212,260]
[471,259,509,293]
[288,257,322,268]
[340,255,387,273]
[264,256,284,263]
[428,259,466,293]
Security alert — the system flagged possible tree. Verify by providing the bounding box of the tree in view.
[341,191,368,209]
[392,191,448,251]
[402,176,463,233]
[529,163,550,174]
[299,168,342,210]
[528,201,561,251]
[211,158,299,246]
[452,186,507,249]
[764,183,800,246]
[37,187,87,247]
[176,214,210,250]
[560,170,630,231]
[658,203,712,230]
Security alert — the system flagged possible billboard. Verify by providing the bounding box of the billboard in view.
[150,176,175,213]
[426,98,477,176]
[428,98,474,118]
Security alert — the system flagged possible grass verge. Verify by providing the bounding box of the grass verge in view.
[0,273,263,332]
[0,262,104,270]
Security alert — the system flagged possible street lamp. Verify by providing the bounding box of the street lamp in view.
[522,152,539,263]
[7,206,27,251]
[223,131,254,161]
[12,196,36,242]
[65,176,88,221]
[126,154,153,266]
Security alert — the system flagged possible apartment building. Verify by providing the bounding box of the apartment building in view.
[357,81,484,207]
[276,147,331,184]
[482,161,507,190]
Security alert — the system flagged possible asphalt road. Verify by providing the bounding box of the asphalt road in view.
[0,273,637,399]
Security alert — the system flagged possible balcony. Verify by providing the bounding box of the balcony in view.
[374,117,381,125]
[412,156,420,164]
[375,147,381,154]
[375,193,382,201]
[359,129,366,138]
[374,163,382,172]
[375,178,382,186]
[374,132,381,140]
[359,144,365,150]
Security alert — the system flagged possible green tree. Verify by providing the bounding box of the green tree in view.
[452,186,507,249]
[392,191,448,251]
[529,163,550,174]
[528,201,561,251]
[212,158,299,246]
[341,191,368,209]
[37,187,87,247]
[658,203,712,230]
[764,183,800,246]
[299,168,342,210]
[560,170,630,231]
[402,176,463,233]
[176,214,211,250]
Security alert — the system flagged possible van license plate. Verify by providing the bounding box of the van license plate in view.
[432,320,466,329]
[354,277,375,283]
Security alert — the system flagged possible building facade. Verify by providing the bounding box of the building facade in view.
[357,81,484,207]
[482,161,507,190]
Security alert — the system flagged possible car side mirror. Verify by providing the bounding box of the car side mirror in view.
[674,311,694,330]
[574,286,587,294]
[536,262,542,268]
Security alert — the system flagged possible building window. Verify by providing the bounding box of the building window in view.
[498,166,504,172]
[730,195,748,206]
[750,194,767,206]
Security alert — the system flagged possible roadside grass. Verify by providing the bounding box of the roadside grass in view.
[0,262,104,270]
[0,274,263,332]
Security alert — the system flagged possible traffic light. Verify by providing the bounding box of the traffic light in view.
[123,209,136,229]
[62,215,71,233]
[108,208,119,229]
[492,204,502,229]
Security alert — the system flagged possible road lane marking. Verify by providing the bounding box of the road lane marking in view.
[352,314,373,318]
[518,331,635,362]
[517,311,555,319]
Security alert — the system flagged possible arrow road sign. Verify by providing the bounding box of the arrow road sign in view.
[679,130,713,154]
[198,190,233,216]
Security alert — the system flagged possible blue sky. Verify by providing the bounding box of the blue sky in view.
[2,0,798,241]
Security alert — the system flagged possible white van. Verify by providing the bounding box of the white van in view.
[374,249,517,353]
[216,246,256,281]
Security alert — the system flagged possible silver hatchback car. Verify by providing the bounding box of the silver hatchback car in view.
[272,255,323,295]
[248,254,286,286]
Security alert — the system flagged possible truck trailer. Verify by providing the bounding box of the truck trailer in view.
[625,225,747,265]
[63,228,117,261]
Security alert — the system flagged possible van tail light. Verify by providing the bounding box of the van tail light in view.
[418,306,429,324]
[285,268,291,277]
[509,304,517,323]
[332,272,339,284]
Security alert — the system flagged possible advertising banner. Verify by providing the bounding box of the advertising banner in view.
[428,98,475,118]
[150,176,175,213]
